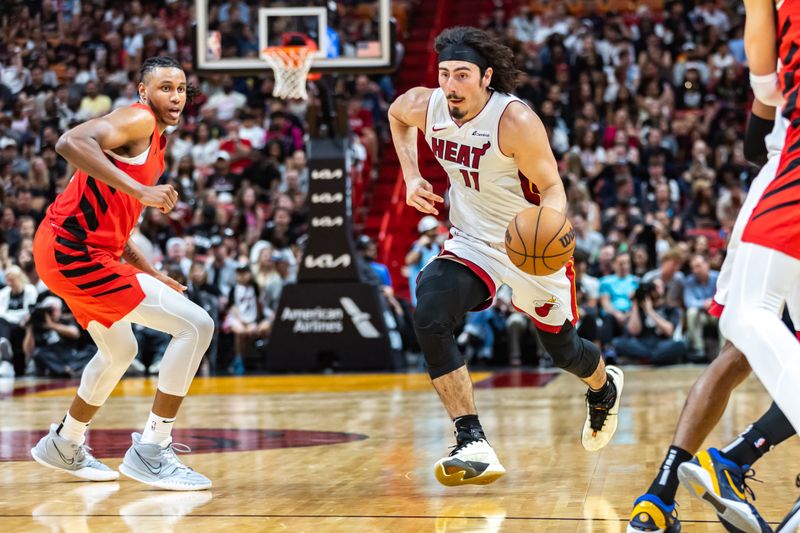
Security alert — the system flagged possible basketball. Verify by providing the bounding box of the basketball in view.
[505,206,576,276]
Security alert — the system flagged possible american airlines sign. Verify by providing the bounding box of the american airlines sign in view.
[304,253,352,269]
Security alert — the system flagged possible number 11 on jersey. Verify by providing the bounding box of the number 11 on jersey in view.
[459,168,480,191]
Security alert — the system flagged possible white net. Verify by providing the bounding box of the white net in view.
[262,46,313,100]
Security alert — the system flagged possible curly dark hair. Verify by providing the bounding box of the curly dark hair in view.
[434,27,521,94]
[140,56,201,101]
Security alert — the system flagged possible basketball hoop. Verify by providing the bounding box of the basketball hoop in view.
[262,46,313,100]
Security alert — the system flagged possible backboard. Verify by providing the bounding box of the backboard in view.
[195,0,395,74]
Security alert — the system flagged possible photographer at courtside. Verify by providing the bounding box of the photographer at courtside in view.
[22,296,94,377]
[612,278,688,365]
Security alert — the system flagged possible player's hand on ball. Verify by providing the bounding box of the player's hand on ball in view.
[138,184,179,213]
[406,176,443,215]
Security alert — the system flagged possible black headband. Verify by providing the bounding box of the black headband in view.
[438,44,489,70]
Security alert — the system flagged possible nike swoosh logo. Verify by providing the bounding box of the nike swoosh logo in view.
[432,126,447,132]
[134,449,162,474]
[50,440,74,465]
[442,458,490,479]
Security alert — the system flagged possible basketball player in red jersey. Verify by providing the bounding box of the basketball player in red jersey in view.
[30,57,215,491]
[708,1,800,530]
[389,27,623,487]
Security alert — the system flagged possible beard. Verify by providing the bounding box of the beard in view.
[448,105,466,120]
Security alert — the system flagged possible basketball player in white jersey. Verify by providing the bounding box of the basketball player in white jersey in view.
[388,26,624,486]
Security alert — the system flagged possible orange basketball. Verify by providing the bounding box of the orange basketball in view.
[505,206,575,276]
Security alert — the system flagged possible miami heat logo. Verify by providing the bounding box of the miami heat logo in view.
[533,296,560,317]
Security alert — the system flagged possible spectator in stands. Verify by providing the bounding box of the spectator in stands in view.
[405,216,442,307]
[224,262,272,375]
[206,235,238,304]
[574,249,601,347]
[264,248,295,311]
[163,237,192,277]
[187,261,220,375]
[77,80,111,120]
[261,206,300,249]
[0,265,37,372]
[683,253,720,358]
[599,252,638,355]
[572,212,604,260]
[643,246,686,307]
[613,278,687,365]
[205,76,246,121]
[23,296,92,377]
[0,0,766,372]
[357,235,392,288]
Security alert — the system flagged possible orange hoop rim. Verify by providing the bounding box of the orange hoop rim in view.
[262,46,313,68]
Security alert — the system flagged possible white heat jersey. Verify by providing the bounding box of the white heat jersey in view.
[424,88,540,244]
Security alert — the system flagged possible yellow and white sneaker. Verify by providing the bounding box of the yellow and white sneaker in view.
[434,436,506,487]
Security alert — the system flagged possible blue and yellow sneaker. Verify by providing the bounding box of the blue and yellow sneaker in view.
[677,448,771,533]
[627,494,681,533]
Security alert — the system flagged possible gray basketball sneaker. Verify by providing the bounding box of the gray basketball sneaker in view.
[30,424,119,481]
[118,432,212,491]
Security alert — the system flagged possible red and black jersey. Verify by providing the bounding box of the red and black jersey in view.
[33,103,167,328]
[743,2,800,258]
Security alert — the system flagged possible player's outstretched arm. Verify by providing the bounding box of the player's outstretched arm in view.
[500,102,566,214]
[744,0,781,105]
[389,87,443,215]
[55,107,178,212]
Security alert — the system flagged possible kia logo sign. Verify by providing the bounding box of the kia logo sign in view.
[311,192,344,204]
[311,168,344,180]
[304,254,352,269]
[311,216,344,227]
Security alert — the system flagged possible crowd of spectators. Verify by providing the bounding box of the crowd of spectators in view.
[0,0,772,377]
[0,0,392,378]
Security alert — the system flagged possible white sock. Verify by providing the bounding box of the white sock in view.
[58,413,90,446]
[141,411,176,446]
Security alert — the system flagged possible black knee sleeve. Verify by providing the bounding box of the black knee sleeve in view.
[538,321,601,378]
[414,259,491,379]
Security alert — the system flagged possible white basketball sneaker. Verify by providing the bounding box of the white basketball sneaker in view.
[30,423,119,481]
[434,428,506,487]
[582,365,624,451]
[118,432,212,491]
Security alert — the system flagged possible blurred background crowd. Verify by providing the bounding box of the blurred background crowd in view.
[0,0,758,378]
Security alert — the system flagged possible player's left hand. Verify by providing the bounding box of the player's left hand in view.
[155,272,187,293]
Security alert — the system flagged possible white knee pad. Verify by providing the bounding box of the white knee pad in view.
[79,321,139,406]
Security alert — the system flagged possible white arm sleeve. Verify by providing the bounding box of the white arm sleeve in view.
[750,71,785,107]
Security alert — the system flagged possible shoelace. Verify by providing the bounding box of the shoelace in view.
[587,395,616,432]
[735,467,763,501]
[73,443,99,465]
[448,438,484,457]
[586,379,616,432]
[671,502,680,522]
[162,442,195,472]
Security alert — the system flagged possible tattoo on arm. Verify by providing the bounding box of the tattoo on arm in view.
[124,243,141,265]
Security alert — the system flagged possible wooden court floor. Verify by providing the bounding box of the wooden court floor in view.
[1,366,799,532]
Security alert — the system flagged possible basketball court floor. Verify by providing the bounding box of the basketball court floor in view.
[1,366,798,532]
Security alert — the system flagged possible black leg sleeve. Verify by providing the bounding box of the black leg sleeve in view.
[414,259,491,379]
